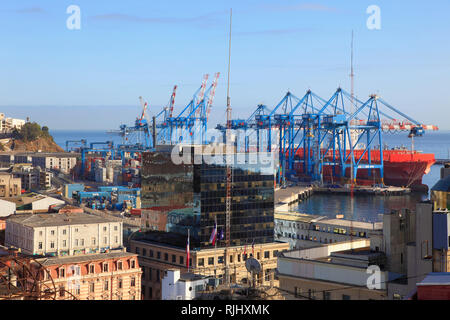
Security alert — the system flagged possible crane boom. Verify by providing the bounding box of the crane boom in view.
[168,85,178,118]
[206,72,220,121]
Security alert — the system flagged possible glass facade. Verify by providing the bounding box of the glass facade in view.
[141,148,275,248]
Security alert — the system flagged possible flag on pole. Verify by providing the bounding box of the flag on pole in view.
[209,221,217,246]
[243,243,247,256]
[186,230,190,269]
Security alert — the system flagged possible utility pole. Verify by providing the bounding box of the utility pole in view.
[224,8,233,286]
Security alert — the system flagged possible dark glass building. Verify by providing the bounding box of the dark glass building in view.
[141,146,275,248]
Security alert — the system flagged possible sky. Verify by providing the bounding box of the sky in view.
[0,0,449,131]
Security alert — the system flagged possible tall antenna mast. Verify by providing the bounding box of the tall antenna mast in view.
[350,30,355,185]
[224,8,233,286]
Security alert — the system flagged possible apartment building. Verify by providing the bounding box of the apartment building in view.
[5,212,123,256]
[32,251,142,300]
[31,153,78,174]
[0,173,21,197]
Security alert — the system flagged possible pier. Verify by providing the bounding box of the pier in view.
[313,185,410,196]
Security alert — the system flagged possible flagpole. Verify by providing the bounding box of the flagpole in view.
[187,229,190,273]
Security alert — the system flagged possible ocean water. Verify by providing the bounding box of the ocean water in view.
[50,129,450,223]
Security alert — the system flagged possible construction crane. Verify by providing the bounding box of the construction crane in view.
[224,8,232,286]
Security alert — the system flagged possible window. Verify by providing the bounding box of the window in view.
[131,277,136,287]
[89,264,95,274]
[115,236,118,243]
[148,268,152,280]
[80,239,84,246]
[114,226,118,231]
[149,250,154,258]
[273,250,278,257]
[62,229,66,235]
[103,263,109,272]
[59,285,65,297]
[237,254,241,262]
[75,228,78,233]
[257,252,260,260]
[208,257,214,265]
[157,252,161,259]
[198,258,204,266]
[164,253,168,261]
[89,282,95,293]
[91,237,96,245]
[104,280,109,290]
[130,259,135,268]
[117,261,123,270]
[342,294,351,300]
[264,251,270,259]
[172,254,176,263]
[38,242,43,249]
[135,247,140,254]
[156,270,160,283]
[62,240,66,247]
[142,248,147,256]
[294,287,300,298]
[229,255,233,263]
[118,278,123,289]
[179,256,184,265]
[59,268,65,278]
[103,226,107,232]
[39,231,43,236]
[51,230,55,235]
[149,287,152,299]
[218,256,224,264]
[323,292,331,300]
[75,239,79,246]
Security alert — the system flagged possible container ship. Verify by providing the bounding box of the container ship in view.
[291,147,435,191]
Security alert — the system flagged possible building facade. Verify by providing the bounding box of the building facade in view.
[141,148,275,248]
[277,240,388,300]
[274,212,382,249]
[32,251,142,300]
[0,173,21,197]
[5,212,123,256]
[131,236,288,300]
[161,269,210,300]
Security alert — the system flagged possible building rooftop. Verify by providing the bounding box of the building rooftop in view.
[7,211,118,227]
[274,212,383,230]
[0,152,79,158]
[36,250,135,266]
[417,273,450,286]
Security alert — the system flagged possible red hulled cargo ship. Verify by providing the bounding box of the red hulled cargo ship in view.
[291,147,435,191]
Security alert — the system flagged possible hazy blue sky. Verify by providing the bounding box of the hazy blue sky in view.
[0,0,449,130]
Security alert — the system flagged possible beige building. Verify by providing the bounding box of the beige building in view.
[130,235,289,300]
[277,240,388,300]
[5,212,123,256]
[274,212,382,249]
[31,251,142,300]
[0,172,21,197]
[31,153,78,174]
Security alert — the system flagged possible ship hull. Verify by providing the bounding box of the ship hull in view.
[290,149,435,191]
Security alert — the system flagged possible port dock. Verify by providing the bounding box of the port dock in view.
[313,185,410,196]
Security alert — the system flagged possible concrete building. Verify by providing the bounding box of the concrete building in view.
[131,232,289,300]
[162,269,210,300]
[12,165,52,191]
[0,173,21,197]
[31,153,77,174]
[5,212,123,256]
[274,212,382,249]
[31,251,142,300]
[277,239,390,300]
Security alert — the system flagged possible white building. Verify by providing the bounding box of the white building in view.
[31,153,78,174]
[0,199,16,217]
[274,212,383,249]
[162,269,210,300]
[5,211,123,256]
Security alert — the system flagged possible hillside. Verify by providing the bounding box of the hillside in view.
[2,136,64,152]
[0,122,64,153]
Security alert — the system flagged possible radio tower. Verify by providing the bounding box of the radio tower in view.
[224,8,233,286]
[349,30,355,250]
